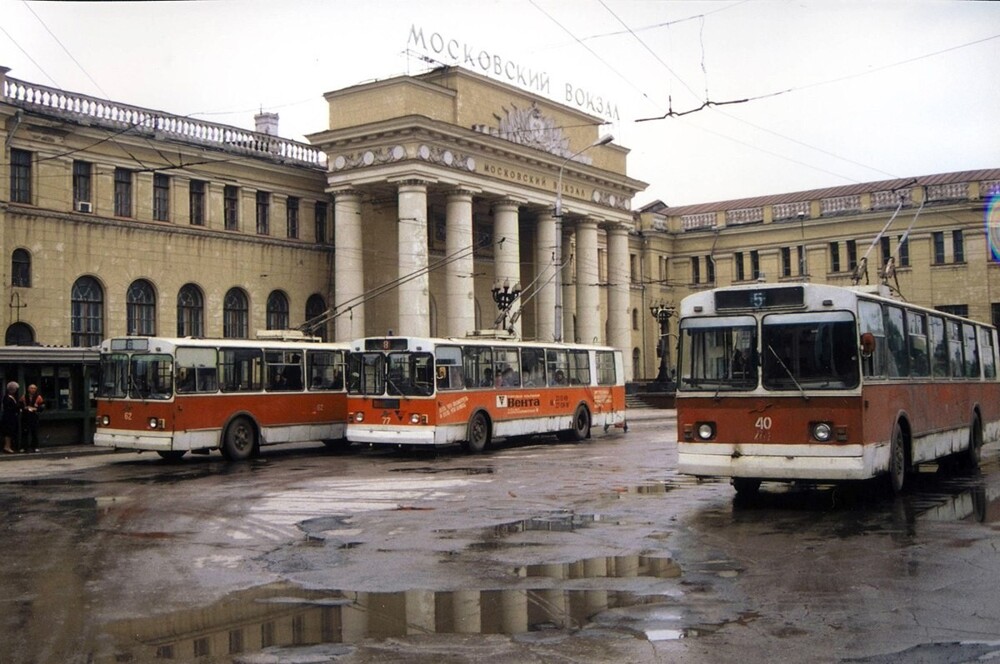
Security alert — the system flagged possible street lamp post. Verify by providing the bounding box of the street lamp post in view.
[491,279,521,333]
[649,302,675,384]
[553,132,614,342]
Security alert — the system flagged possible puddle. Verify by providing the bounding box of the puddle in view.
[102,554,688,661]
[390,466,495,476]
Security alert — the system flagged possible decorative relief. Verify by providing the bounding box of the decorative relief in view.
[590,189,629,211]
[416,144,476,171]
[473,102,588,163]
[332,145,406,171]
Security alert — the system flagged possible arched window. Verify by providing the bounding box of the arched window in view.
[305,294,326,341]
[266,290,289,330]
[71,276,103,347]
[177,284,204,337]
[5,322,34,346]
[632,348,641,381]
[224,288,249,339]
[127,279,156,336]
[11,249,31,287]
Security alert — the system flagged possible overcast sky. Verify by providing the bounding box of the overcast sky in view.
[2,0,998,207]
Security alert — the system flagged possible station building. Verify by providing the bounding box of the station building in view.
[2,63,999,400]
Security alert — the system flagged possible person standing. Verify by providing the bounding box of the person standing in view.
[19,384,44,453]
[2,381,21,454]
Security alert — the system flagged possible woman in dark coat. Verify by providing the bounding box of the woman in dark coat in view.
[2,381,21,454]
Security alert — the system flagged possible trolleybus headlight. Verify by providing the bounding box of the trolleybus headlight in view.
[812,422,833,442]
[148,417,164,430]
[100,415,110,426]
[410,413,421,424]
[696,422,715,440]
[353,412,364,423]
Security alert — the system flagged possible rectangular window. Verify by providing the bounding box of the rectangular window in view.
[858,300,886,378]
[946,319,963,377]
[797,245,805,276]
[219,348,264,392]
[898,234,909,267]
[153,173,170,221]
[750,250,761,280]
[706,256,715,283]
[189,179,205,226]
[114,168,133,217]
[936,304,968,318]
[962,323,980,377]
[907,311,929,377]
[691,256,700,284]
[73,160,92,206]
[10,148,32,203]
[659,256,667,283]
[981,327,997,379]
[780,247,791,277]
[933,231,945,264]
[880,236,891,267]
[734,252,745,281]
[315,201,328,244]
[256,191,270,234]
[952,230,964,263]
[993,303,1000,331]
[629,254,637,283]
[885,305,908,378]
[224,185,239,230]
[846,240,857,271]
[596,350,617,386]
[598,248,607,284]
[286,196,299,239]
[829,242,841,273]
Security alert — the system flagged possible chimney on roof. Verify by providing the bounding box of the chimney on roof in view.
[254,111,279,136]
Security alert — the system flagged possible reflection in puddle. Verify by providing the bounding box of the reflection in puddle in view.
[104,555,683,661]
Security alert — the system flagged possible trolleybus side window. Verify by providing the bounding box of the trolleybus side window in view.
[929,315,949,377]
[962,323,981,378]
[596,350,617,386]
[307,349,344,390]
[946,319,963,378]
[175,347,218,393]
[129,353,173,400]
[981,328,997,379]
[858,301,886,378]
[348,351,382,395]
[99,352,129,398]
[265,350,303,391]
[435,345,465,391]
[568,350,590,386]
[220,348,263,392]
[521,347,546,387]
[463,346,493,388]
[546,349,569,385]
[495,347,521,387]
[885,305,909,378]
[907,311,930,377]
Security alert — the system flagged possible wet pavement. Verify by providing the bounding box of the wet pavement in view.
[1,408,1000,663]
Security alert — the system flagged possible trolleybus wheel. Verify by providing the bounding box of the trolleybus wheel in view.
[566,405,591,442]
[222,416,256,461]
[964,414,983,469]
[888,424,907,494]
[156,450,186,462]
[465,411,491,454]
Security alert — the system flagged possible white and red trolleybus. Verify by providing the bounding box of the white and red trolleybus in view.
[345,335,627,452]
[94,335,349,460]
[675,283,1000,495]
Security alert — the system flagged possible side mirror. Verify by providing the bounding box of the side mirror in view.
[860,332,876,358]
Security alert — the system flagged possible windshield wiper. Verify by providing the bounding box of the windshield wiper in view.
[767,345,809,401]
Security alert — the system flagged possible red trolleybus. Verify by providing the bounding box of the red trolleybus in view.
[345,335,627,452]
[675,283,1000,495]
[94,335,349,460]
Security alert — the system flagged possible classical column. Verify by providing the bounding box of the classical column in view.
[334,190,364,341]
[562,228,576,343]
[397,180,429,337]
[492,198,521,336]
[575,218,601,344]
[535,212,557,342]
[606,223,631,376]
[445,189,476,337]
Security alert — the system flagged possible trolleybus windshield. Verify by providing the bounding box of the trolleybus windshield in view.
[761,312,859,390]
